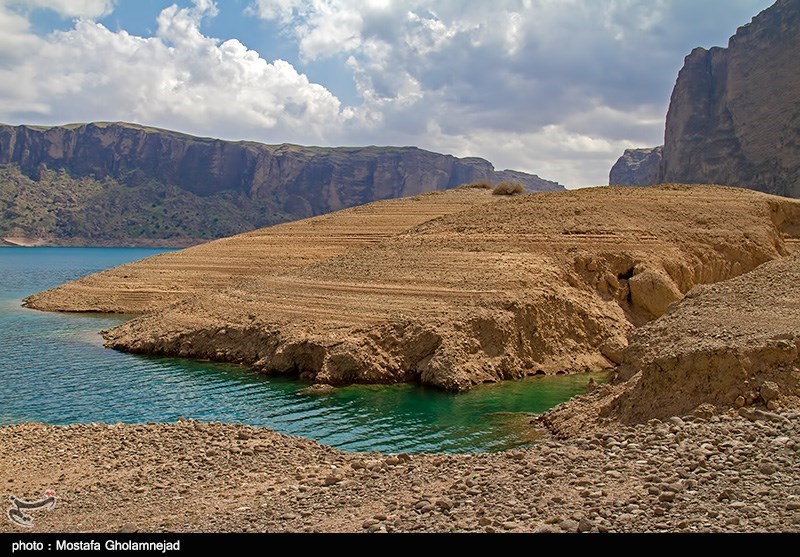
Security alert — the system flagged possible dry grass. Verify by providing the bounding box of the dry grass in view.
[457,180,493,190]
[492,181,525,195]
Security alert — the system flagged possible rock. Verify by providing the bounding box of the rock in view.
[236,431,251,440]
[435,499,453,511]
[760,381,781,403]
[609,147,663,187]
[559,519,579,532]
[628,268,683,318]
[734,396,746,408]
[117,524,138,533]
[323,475,343,486]
[599,337,627,365]
[692,404,717,420]
[657,0,800,198]
[659,492,676,503]
[739,407,790,423]
[301,384,337,395]
[758,461,778,475]
[578,518,593,532]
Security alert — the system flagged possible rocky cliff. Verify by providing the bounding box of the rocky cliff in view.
[0,122,562,245]
[609,147,662,186]
[609,0,800,198]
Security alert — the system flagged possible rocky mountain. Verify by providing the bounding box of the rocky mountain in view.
[0,122,562,246]
[609,147,662,186]
[609,0,799,198]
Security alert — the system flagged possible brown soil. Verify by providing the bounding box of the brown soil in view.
[95,185,800,390]
[541,254,800,436]
[1,416,799,533]
[24,188,500,313]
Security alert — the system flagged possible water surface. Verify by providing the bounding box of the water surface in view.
[0,247,603,453]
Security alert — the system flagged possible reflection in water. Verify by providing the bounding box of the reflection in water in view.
[0,247,606,453]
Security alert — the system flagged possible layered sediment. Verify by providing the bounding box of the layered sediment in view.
[24,189,500,313]
[542,254,800,437]
[91,185,800,390]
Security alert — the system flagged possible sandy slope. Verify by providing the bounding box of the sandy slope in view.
[543,253,800,436]
[25,188,500,313]
[91,185,800,390]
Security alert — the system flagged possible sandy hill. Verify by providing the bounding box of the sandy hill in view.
[37,184,796,391]
[25,188,501,313]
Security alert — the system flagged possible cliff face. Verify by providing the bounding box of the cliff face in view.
[0,122,562,245]
[659,0,800,197]
[609,147,662,186]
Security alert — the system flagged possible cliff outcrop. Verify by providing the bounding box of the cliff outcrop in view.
[609,0,800,198]
[609,147,662,186]
[0,122,562,245]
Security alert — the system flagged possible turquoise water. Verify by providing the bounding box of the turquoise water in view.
[0,247,601,453]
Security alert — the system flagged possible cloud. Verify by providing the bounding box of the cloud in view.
[0,0,775,187]
[249,0,772,186]
[5,0,115,18]
[0,0,348,144]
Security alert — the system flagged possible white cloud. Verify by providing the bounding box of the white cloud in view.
[5,0,115,18]
[0,0,347,144]
[250,0,772,186]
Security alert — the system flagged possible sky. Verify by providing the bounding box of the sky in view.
[0,0,775,187]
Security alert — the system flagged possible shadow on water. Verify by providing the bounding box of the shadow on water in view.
[0,247,608,453]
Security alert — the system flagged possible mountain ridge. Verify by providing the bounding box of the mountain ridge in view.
[0,121,562,246]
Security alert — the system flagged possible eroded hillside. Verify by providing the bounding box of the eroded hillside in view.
[90,185,800,390]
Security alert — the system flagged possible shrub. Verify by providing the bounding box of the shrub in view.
[492,181,525,195]
[457,180,493,190]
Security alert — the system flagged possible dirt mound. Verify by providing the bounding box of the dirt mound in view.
[607,253,800,422]
[101,185,800,390]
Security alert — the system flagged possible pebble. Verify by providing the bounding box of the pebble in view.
[5,414,800,534]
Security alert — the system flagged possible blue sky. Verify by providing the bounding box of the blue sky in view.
[0,0,775,187]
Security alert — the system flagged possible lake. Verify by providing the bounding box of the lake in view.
[0,247,602,453]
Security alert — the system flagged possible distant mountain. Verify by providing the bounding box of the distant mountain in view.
[0,122,563,246]
[609,147,662,186]
[609,0,799,198]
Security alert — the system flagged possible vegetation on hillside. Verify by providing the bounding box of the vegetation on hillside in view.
[492,181,525,195]
[0,165,293,245]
